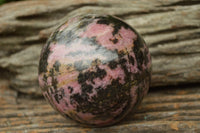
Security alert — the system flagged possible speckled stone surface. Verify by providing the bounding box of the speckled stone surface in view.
[38,14,152,127]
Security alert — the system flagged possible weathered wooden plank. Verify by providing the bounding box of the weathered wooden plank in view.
[0,83,200,132]
[0,0,199,95]
[0,80,17,105]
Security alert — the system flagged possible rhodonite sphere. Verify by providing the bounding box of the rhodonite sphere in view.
[38,14,152,127]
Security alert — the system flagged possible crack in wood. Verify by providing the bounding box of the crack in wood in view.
[16,3,111,21]
[142,26,199,36]
[115,9,175,19]
[161,0,200,7]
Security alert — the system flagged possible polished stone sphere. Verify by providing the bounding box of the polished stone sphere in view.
[38,14,151,127]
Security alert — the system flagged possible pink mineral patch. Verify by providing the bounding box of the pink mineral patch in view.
[38,74,45,88]
[80,21,137,51]
[143,44,152,70]
[48,44,68,67]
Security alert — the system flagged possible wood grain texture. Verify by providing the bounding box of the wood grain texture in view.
[0,0,200,95]
[0,79,200,133]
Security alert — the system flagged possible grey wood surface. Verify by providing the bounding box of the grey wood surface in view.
[0,0,199,95]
